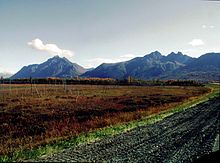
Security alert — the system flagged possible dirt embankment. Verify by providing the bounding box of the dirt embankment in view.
[36,97,220,162]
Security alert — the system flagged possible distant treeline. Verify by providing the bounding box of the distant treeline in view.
[0,77,204,86]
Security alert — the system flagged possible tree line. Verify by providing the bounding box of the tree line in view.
[0,76,204,86]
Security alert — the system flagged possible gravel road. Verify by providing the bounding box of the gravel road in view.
[36,97,220,162]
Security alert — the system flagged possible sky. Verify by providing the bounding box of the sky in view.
[0,0,220,73]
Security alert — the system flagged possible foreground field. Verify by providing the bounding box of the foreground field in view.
[36,97,220,162]
[0,84,209,156]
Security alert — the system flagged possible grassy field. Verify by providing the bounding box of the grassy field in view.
[0,84,214,161]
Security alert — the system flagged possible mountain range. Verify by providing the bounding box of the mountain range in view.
[11,56,86,79]
[83,51,220,81]
[11,52,220,81]
[83,51,192,79]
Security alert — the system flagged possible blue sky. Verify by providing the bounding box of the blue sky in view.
[0,0,220,73]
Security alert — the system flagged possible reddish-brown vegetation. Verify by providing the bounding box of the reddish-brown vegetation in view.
[0,84,210,155]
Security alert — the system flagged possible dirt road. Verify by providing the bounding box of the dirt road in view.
[36,97,220,162]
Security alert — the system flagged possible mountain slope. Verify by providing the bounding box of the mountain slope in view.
[82,51,188,79]
[11,56,86,79]
[164,53,220,81]
[162,52,194,64]
[11,52,220,81]
[82,51,220,81]
[181,53,220,71]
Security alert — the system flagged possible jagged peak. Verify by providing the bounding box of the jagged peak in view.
[150,50,161,55]
[144,51,162,59]
[46,55,72,64]
[11,55,86,79]
[168,51,184,56]
[53,55,60,58]
[177,51,183,55]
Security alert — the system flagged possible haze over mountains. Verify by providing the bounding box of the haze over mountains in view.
[0,72,13,78]
[11,51,220,81]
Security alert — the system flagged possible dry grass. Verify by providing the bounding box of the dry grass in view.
[0,84,210,155]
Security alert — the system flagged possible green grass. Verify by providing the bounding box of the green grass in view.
[0,84,219,162]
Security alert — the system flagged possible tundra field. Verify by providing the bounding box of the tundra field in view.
[37,97,220,162]
[0,84,211,157]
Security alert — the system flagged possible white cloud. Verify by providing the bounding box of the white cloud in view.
[84,54,141,68]
[28,38,74,58]
[119,54,137,59]
[202,25,215,29]
[202,25,207,29]
[189,39,204,46]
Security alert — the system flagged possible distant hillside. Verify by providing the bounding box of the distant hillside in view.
[82,52,220,81]
[82,51,192,79]
[163,53,220,81]
[11,52,220,81]
[11,56,87,79]
[86,67,95,71]
[161,52,194,64]
[180,53,220,71]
